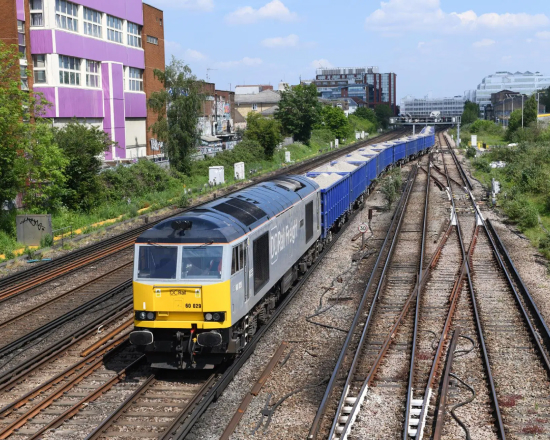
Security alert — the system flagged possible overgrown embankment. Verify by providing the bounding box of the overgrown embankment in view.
[471,141,550,261]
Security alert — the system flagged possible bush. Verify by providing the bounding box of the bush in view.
[503,198,539,230]
[101,159,179,202]
[380,168,402,209]
[40,234,54,248]
[466,147,477,158]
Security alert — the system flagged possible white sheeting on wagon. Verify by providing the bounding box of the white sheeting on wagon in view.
[307,172,345,189]
[313,161,358,173]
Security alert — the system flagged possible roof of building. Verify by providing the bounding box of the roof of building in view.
[260,105,279,116]
[234,111,246,124]
[235,90,281,105]
[201,135,221,143]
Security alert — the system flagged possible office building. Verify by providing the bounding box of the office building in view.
[400,95,465,117]
[313,67,397,115]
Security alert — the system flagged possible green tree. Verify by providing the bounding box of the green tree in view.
[244,112,283,158]
[148,57,204,173]
[461,100,480,125]
[54,120,112,212]
[354,107,378,127]
[0,42,49,209]
[319,105,352,139]
[506,109,522,140]
[523,94,538,127]
[275,83,321,144]
[374,104,393,129]
[23,122,67,211]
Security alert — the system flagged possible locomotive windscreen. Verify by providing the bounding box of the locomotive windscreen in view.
[181,246,223,279]
[138,246,178,279]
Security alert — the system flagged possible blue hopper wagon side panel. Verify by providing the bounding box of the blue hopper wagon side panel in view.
[394,141,406,161]
[306,173,351,238]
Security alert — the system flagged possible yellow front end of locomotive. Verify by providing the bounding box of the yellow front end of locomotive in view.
[133,280,231,329]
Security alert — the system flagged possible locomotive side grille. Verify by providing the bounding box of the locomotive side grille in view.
[212,198,267,227]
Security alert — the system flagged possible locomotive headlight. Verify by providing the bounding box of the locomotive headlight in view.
[204,312,225,322]
[135,311,156,321]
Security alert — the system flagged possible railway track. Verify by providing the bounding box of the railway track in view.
[307,131,550,440]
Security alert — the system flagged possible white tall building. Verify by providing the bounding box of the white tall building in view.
[475,71,550,107]
[400,95,465,117]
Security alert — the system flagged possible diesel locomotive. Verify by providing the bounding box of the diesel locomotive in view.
[129,128,436,369]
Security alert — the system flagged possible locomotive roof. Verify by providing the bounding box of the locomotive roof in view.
[136,175,319,244]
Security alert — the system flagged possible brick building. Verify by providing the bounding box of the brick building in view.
[0,0,165,160]
[313,67,398,115]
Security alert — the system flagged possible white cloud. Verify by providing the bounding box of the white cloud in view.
[185,49,207,60]
[473,38,495,48]
[365,0,549,34]
[165,42,207,61]
[261,34,299,48]
[225,0,297,25]
[153,0,213,11]
[536,31,550,40]
[216,57,263,69]
[311,59,333,69]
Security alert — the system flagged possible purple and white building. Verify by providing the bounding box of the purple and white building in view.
[4,0,165,159]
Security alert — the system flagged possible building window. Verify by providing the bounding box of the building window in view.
[83,7,102,38]
[107,15,123,43]
[252,104,258,111]
[146,35,158,45]
[128,67,143,91]
[20,66,28,90]
[33,54,46,83]
[59,55,81,85]
[86,60,100,87]
[17,21,26,57]
[55,0,78,32]
[127,22,141,47]
[30,0,43,26]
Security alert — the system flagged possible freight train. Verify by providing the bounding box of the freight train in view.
[129,127,435,369]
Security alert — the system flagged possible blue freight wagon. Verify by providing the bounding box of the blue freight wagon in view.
[309,160,367,205]
[343,152,377,188]
[393,140,406,162]
[306,172,351,238]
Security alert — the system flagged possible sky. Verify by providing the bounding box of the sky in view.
[146,0,550,102]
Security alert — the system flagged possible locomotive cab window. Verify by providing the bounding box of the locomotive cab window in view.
[181,246,223,280]
[231,242,247,276]
[253,232,269,294]
[138,246,177,279]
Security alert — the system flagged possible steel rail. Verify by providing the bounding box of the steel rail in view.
[0,280,131,359]
[432,329,461,438]
[0,335,129,418]
[445,136,550,374]
[307,166,418,440]
[486,219,550,354]
[412,225,479,440]
[0,341,132,439]
[438,134,506,439]
[334,167,454,440]
[0,304,133,387]
[403,159,431,440]
[27,355,146,440]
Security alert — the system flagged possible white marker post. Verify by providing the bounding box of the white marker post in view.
[358,222,369,249]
